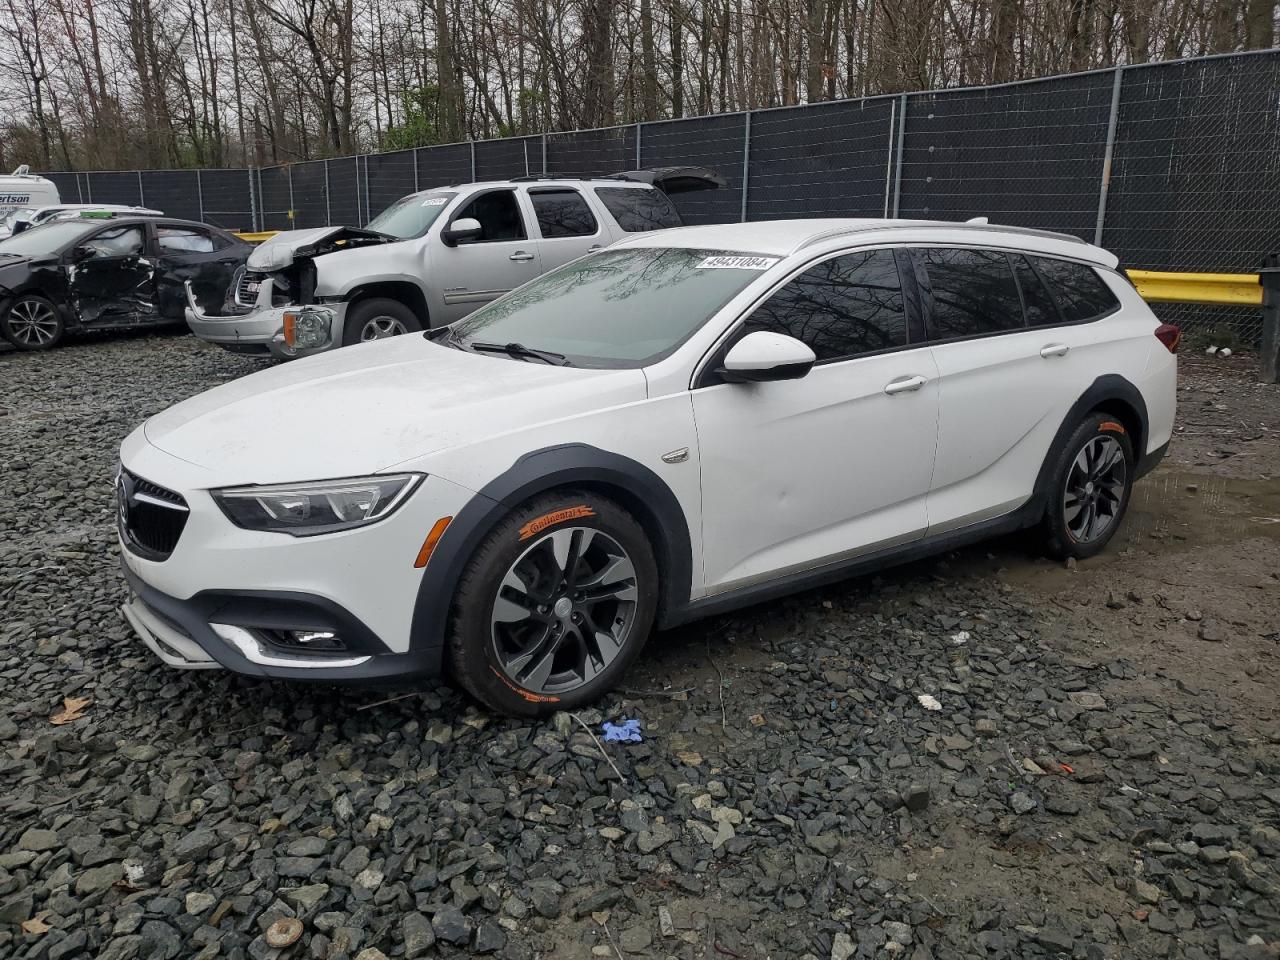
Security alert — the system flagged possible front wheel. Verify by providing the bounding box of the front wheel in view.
[1041,412,1135,560]
[340,298,422,346]
[1,295,63,350]
[447,491,659,717]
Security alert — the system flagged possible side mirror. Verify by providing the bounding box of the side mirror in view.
[441,217,483,247]
[716,330,816,383]
[71,244,96,263]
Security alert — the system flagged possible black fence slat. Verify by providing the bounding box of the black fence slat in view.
[290,160,329,228]
[365,149,417,219]
[140,170,201,221]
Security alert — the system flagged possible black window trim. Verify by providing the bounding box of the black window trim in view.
[445,187,529,244]
[1023,253,1123,329]
[526,186,601,241]
[691,244,928,390]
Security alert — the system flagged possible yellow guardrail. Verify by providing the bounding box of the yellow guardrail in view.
[1126,269,1261,307]
[233,230,279,244]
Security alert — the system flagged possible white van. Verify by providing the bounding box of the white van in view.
[0,166,60,222]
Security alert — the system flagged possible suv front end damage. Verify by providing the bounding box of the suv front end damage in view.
[184,226,388,357]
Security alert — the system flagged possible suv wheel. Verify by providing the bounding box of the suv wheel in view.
[2,295,63,350]
[341,298,422,346]
[1041,412,1135,560]
[447,491,659,716]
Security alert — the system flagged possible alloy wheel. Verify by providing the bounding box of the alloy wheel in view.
[359,316,407,341]
[7,299,59,347]
[1063,434,1127,543]
[490,526,639,694]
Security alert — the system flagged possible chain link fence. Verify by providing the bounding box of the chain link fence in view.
[40,49,1280,343]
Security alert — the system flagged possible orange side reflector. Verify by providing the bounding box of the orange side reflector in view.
[414,517,453,568]
[282,311,296,346]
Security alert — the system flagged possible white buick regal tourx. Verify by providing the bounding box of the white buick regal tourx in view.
[118,219,1178,715]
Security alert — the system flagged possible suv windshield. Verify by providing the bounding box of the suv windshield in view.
[366,191,457,238]
[450,247,779,368]
[0,220,98,257]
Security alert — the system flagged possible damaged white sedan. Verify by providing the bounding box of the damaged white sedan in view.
[184,168,723,359]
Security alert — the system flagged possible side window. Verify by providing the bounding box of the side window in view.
[451,190,526,242]
[83,225,145,258]
[744,249,908,362]
[1030,256,1121,324]
[1012,255,1061,327]
[157,226,217,254]
[529,189,598,238]
[594,187,682,232]
[917,248,1023,339]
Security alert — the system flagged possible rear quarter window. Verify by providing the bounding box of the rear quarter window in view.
[594,187,682,232]
[1030,256,1121,324]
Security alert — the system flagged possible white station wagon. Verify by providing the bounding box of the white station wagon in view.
[120,218,1178,715]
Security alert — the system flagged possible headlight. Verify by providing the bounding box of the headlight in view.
[283,307,333,348]
[212,474,422,536]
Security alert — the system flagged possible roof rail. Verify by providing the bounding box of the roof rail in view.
[797,219,1089,250]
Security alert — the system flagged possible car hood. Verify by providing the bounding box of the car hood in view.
[141,337,647,486]
[246,226,392,272]
[0,255,35,291]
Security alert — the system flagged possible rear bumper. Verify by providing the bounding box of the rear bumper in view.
[121,563,444,683]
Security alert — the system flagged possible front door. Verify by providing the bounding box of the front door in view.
[692,248,940,594]
[68,224,156,325]
[432,189,541,324]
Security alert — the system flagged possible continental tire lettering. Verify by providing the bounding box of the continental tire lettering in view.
[1099,421,1126,435]
[489,666,561,703]
[518,505,596,540]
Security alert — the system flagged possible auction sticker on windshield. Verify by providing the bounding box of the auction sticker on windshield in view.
[421,197,449,206]
[696,255,780,270]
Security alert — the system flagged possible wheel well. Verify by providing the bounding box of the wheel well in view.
[346,281,429,325]
[1091,397,1146,456]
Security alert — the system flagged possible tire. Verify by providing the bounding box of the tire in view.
[340,298,422,347]
[1041,411,1136,560]
[447,490,659,717]
[1,295,64,350]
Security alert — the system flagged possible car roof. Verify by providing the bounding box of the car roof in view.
[414,177,655,193]
[612,218,1119,268]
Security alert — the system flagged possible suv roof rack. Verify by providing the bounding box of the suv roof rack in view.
[798,219,1088,250]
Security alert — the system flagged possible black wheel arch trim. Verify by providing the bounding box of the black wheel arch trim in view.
[1030,373,1151,514]
[408,443,694,671]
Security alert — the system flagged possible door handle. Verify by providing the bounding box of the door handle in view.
[588,244,603,251]
[508,251,535,262]
[884,375,928,395]
[1040,343,1070,358]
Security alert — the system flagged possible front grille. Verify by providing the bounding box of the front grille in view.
[119,470,189,561]
[234,269,267,307]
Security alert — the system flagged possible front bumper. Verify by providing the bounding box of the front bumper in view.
[183,279,345,359]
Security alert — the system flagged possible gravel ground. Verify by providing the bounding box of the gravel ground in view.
[1,333,1278,960]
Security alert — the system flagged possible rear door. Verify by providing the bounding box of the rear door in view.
[152,223,246,319]
[527,187,606,269]
[431,188,541,324]
[67,223,156,326]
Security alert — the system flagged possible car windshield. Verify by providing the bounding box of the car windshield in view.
[366,191,457,238]
[449,247,779,368]
[0,219,96,256]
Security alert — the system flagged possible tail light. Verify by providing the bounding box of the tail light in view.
[1154,323,1181,353]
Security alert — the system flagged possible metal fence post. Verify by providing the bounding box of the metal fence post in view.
[325,160,332,225]
[470,141,477,181]
[883,98,897,218]
[287,165,295,225]
[541,134,548,174]
[1261,255,1280,383]
[196,170,205,221]
[740,111,751,222]
[414,149,421,192]
[891,94,907,218]
[248,167,258,232]
[85,173,93,204]
[1094,66,1125,246]
[362,156,371,223]
[137,170,145,207]
[635,123,643,167]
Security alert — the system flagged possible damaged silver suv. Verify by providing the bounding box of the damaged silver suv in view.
[185,167,723,358]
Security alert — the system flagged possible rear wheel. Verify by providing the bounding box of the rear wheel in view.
[1041,412,1135,560]
[447,491,659,717]
[1,295,63,350]
[340,298,422,346]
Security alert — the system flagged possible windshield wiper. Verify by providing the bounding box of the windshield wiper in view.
[466,340,572,366]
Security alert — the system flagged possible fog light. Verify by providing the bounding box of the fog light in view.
[277,629,345,652]
[283,308,334,348]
